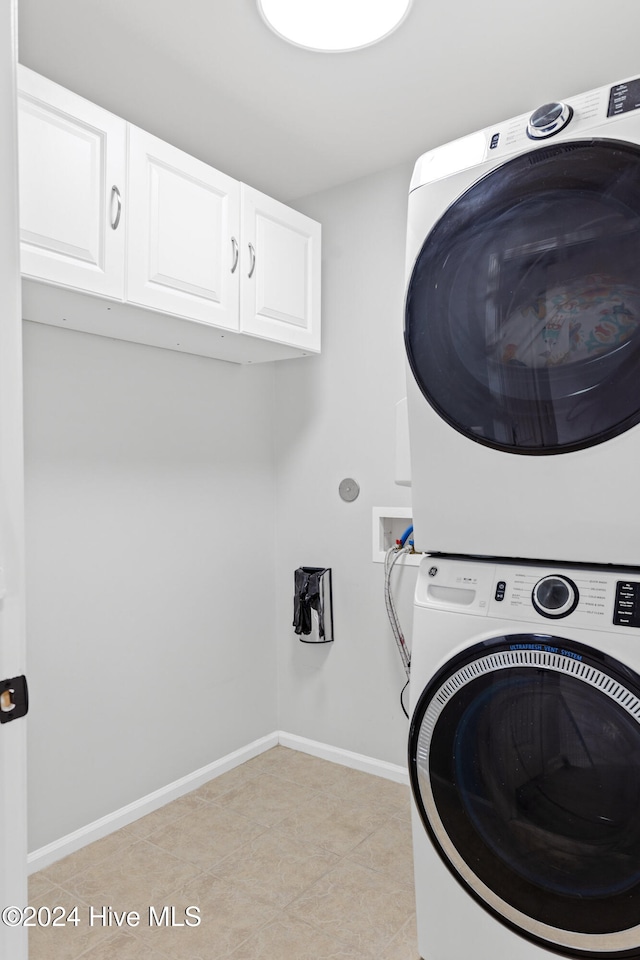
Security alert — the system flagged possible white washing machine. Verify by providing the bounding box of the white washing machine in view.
[409,553,640,959]
[404,75,640,565]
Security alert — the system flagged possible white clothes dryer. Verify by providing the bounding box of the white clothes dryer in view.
[404,76,640,565]
[408,554,640,959]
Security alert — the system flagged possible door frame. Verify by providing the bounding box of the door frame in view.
[0,0,29,956]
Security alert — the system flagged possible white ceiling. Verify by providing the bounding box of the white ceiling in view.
[17,0,640,201]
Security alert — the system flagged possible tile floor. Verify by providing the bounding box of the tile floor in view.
[29,746,420,959]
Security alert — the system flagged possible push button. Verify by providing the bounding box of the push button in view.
[495,580,506,601]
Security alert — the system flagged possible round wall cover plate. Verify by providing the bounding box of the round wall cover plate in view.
[339,478,360,502]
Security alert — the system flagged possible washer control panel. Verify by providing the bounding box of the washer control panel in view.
[531,574,579,619]
[416,558,640,633]
[497,567,608,627]
[614,580,640,627]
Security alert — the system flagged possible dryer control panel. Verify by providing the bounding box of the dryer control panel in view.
[410,72,640,192]
[608,78,640,116]
[416,557,640,634]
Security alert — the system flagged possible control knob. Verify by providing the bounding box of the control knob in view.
[526,101,573,140]
[532,575,579,619]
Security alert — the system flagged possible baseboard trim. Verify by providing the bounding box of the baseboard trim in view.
[27,731,278,874]
[277,731,409,785]
[28,731,408,874]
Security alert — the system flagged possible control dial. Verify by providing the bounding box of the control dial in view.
[532,575,579,619]
[526,101,573,140]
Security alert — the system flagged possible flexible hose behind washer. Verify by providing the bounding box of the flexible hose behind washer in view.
[384,544,411,679]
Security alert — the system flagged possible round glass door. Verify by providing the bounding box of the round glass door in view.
[405,139,640,454]
[409,635,640,956]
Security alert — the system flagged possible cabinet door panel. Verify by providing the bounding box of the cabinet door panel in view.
[127,127,240,329]
[241,185,321,352]
[258,218,308,326]
[17,66,126,298]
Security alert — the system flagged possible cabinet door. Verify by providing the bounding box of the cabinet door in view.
[17,66,126,299]
[127,126,240,329]
[240,185,321,352]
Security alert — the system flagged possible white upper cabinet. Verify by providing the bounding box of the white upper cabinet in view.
[17,66,126,299]
[240,185,321,353]
[127,127,240,330]
[17,68,321,363]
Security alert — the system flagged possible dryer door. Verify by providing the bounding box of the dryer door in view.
[409,635,640,957]
[405,139,640,454]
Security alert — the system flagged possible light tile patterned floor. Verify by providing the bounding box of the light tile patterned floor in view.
[29,746,420,959]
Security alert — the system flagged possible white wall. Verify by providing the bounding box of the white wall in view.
[22,160,419,852]
[22,322,278,851]
[274,163,417,767]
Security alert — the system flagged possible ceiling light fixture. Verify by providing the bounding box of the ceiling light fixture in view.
[257,0,413,53]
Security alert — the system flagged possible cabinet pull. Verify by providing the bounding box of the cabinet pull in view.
[230,236,239,273]
[110,185,122,231]
[248,243,256,279]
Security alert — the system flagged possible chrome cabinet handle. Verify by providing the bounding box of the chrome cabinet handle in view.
[110,185,122,231]
[248,243,256,279]
[230,236,239,273]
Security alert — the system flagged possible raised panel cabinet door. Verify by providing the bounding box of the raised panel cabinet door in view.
[17,66,126,299]
[127,126,240,329]
[240,185,321,352]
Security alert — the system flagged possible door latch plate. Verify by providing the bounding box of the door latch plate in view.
[0,676,28,723]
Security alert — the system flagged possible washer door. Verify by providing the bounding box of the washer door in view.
[409,635,640,957]
[405,139,640,454]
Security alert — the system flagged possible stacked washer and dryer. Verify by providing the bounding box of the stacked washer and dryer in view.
[404,78,640,959]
